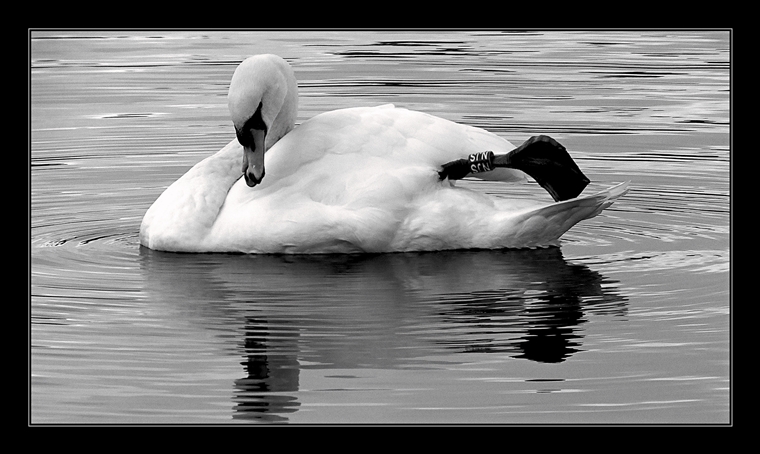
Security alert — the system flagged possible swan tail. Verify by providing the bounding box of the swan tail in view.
[505,181,630,247]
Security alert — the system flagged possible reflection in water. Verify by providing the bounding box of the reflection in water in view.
[433,249,626,362]
[233,319,300,422]
[139,246,626,422]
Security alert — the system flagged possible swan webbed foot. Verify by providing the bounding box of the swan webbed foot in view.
[499,135,590,202]
[438,135,590,202]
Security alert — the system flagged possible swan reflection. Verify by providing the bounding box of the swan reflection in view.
[233,318,301,422]
[139,246,626,422]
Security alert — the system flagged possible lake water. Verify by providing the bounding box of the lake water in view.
[30,30,731,424]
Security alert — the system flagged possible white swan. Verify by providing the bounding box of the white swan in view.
[139,54,628,254]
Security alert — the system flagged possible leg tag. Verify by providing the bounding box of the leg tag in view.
[468,151,494,173]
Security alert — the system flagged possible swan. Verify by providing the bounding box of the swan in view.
[139,54,628,254]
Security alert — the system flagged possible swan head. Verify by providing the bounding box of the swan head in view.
[228,54,298,187]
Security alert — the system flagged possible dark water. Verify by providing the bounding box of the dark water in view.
[30,30,730,424]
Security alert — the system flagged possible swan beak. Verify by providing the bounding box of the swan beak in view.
[242,129,266,187]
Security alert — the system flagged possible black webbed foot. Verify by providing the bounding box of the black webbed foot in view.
[437,136,590,202]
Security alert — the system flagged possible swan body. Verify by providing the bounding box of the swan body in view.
[139,54,628,254]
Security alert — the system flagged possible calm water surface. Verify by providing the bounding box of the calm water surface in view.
[30,30,730,424]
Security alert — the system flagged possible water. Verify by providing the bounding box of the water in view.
[30,30,730,424]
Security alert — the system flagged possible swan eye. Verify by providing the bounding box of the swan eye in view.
[236,102,267,148]
[235,127,253,147]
